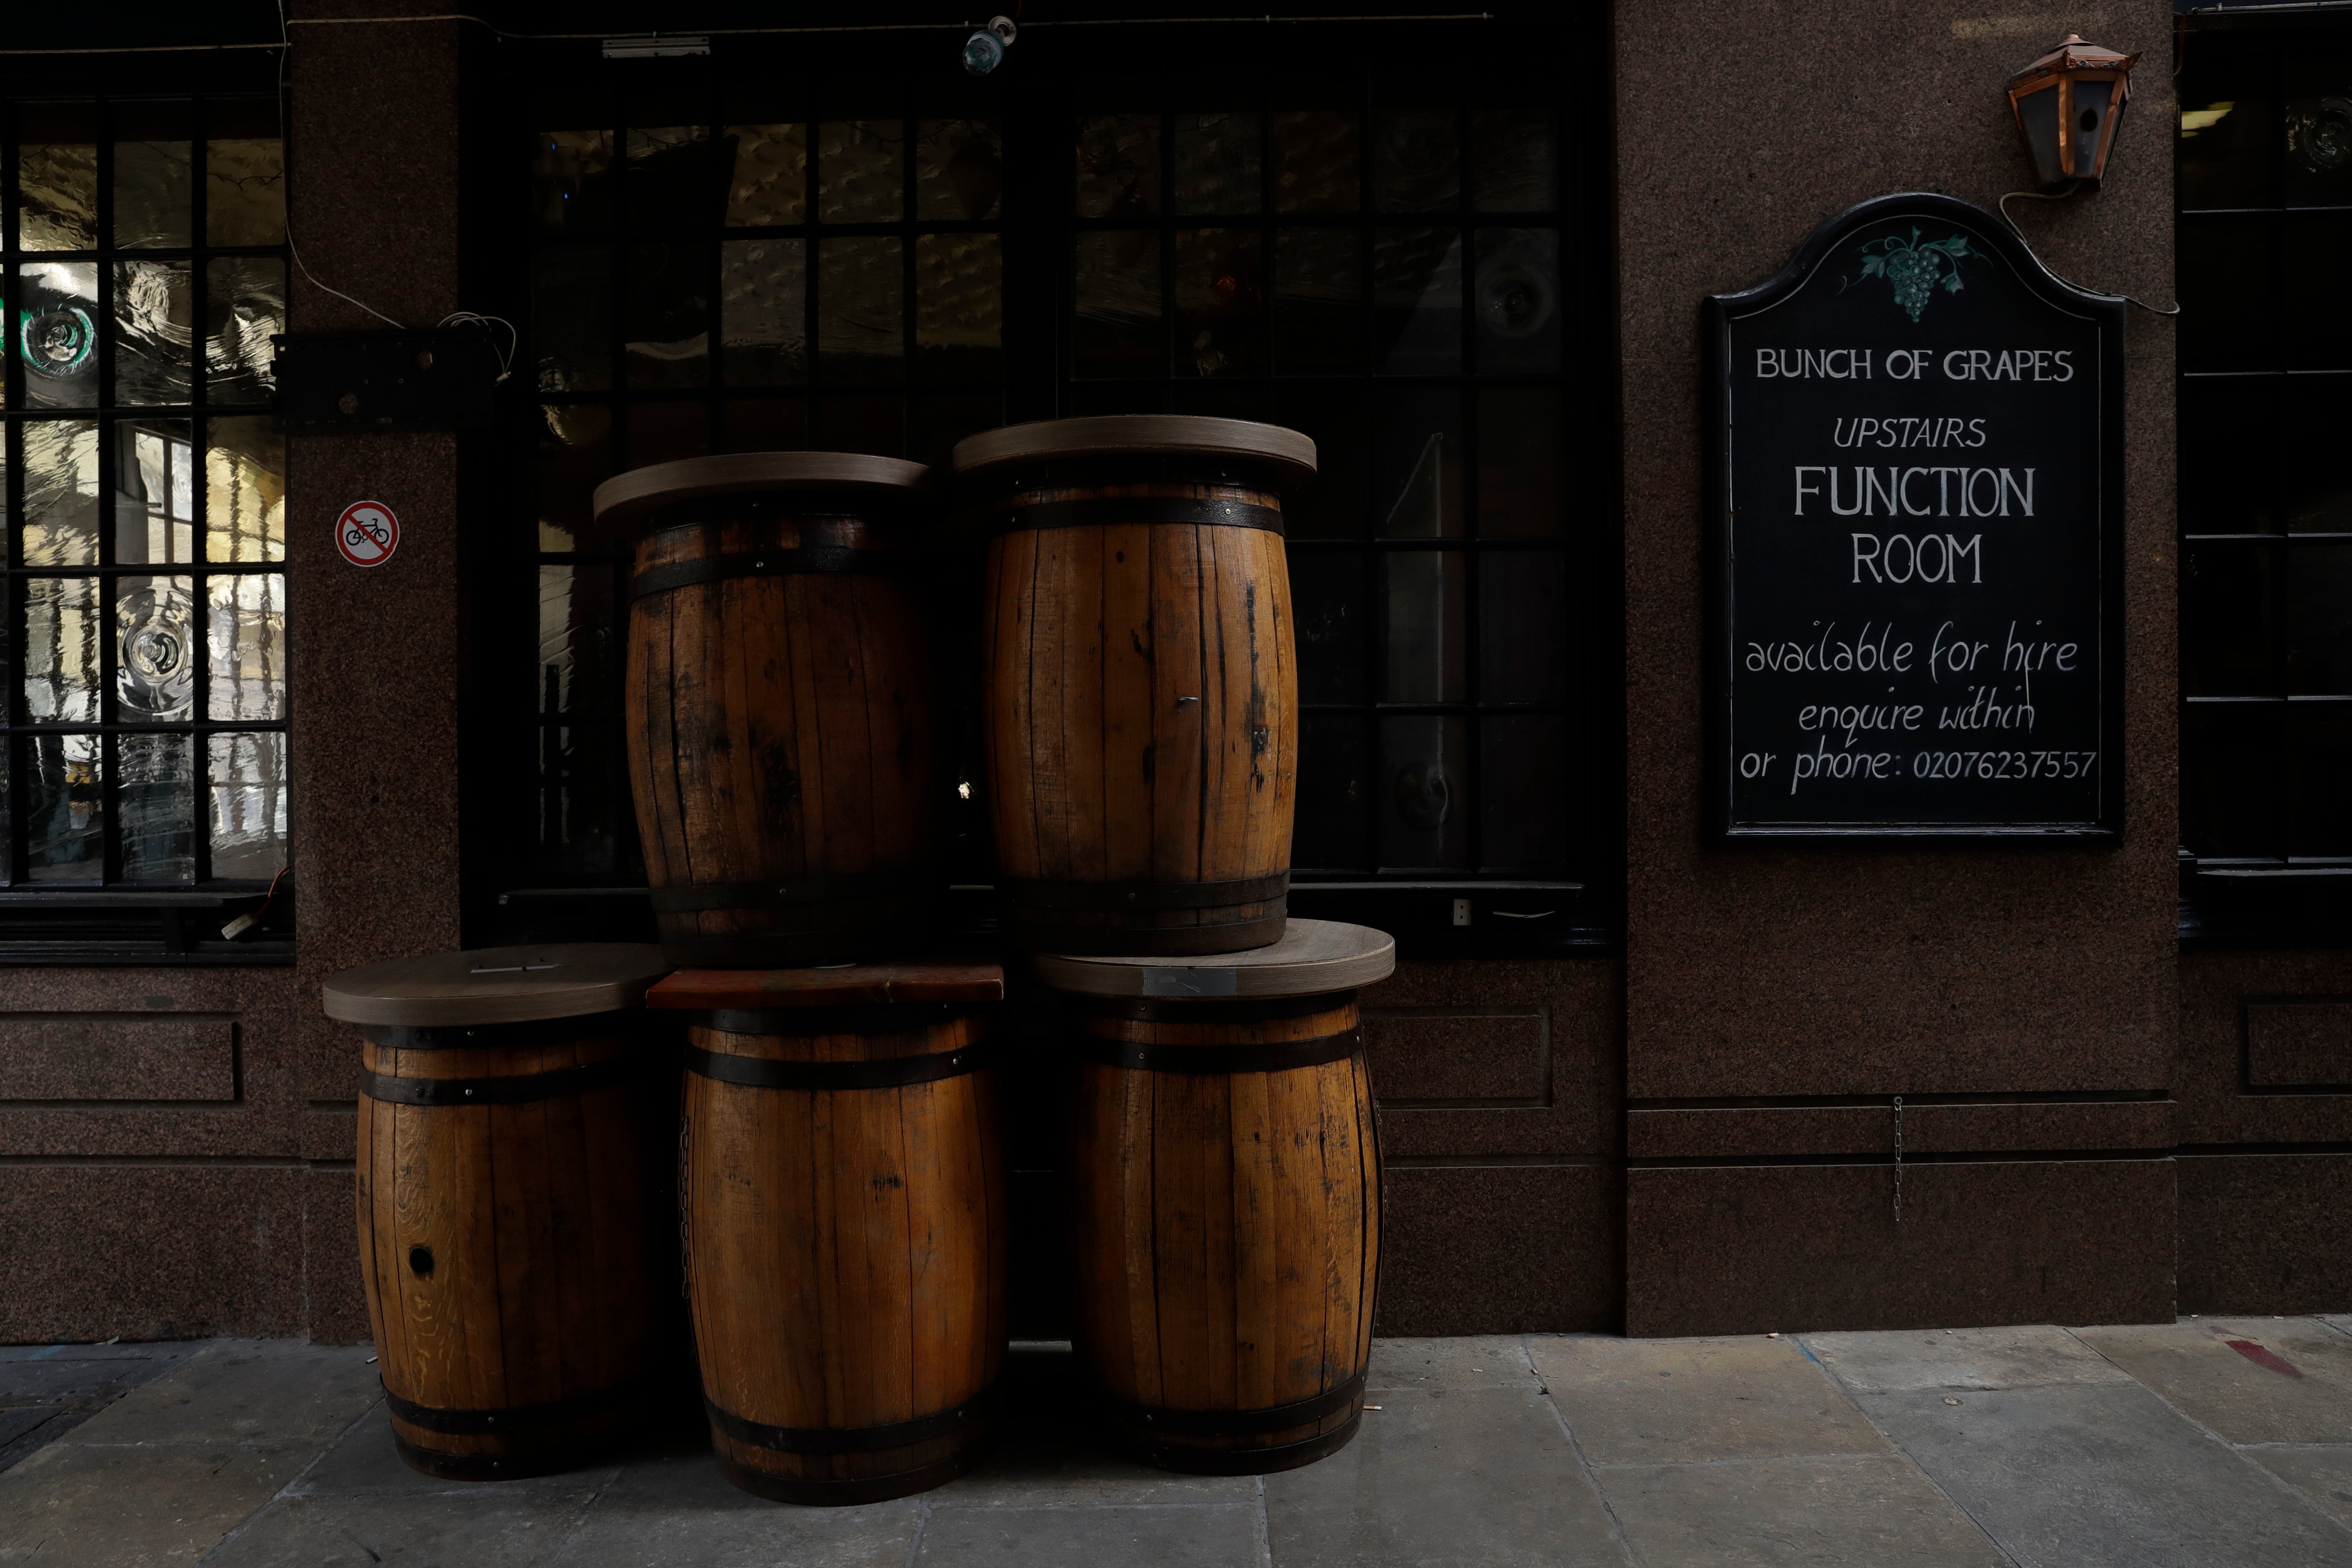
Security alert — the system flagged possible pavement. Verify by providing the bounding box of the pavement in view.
[3,1319,2352,1567]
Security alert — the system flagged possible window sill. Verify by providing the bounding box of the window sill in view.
[2178,862,2352,952]
[0,890,294,967]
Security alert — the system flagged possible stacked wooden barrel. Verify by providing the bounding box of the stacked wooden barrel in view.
[326,418,1387,1498]
[323,944,674,1480]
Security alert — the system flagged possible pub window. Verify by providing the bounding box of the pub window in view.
[2178,18,2352,937]
[480,19,1612,949]
[0,95,289,950]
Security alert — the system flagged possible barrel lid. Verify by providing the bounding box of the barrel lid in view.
[648,960,1005,1010]
[1029,919,1393,1000]
[950,415,1317,490]
[322,943,672,1027]
[591,450,931,532]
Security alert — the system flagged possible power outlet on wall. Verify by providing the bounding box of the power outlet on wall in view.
[1452,898,1471,926]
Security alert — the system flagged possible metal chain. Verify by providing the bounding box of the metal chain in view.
[1893,1096,1904,1225]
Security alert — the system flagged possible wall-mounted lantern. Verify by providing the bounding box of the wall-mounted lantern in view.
[2007,34,2142,190]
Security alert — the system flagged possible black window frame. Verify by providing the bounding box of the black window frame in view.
[2177,8,2352,949]
[0,52,294,967]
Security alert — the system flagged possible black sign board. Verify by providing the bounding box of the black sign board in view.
[1705,193,2125,842]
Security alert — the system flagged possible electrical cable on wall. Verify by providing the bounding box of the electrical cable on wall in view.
[1997,186,2180,317]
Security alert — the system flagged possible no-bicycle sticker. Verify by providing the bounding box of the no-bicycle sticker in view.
[336,501,399,568]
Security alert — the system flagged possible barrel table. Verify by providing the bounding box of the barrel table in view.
[594,451,946,968]
[651,961,1010,1504]
[1036,919,1394,1474]
[956,416,1315,955]
[324,943,673,1479]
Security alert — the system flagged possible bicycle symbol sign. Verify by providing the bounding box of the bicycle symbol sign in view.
[335,501,399,568]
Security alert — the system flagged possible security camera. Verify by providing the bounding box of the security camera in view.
[963,15,1017,75]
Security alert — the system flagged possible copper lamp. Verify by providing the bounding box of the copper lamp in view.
[2007,34,2142,191]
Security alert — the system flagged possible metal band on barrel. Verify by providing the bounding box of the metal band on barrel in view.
[1073,1026,1362,1076]
[986,496,1284,535]
[1098,1372,1364,1438]
[382,1378,645,1436]
[704,1387,994,1454]
[692,1003,964,1037]
[648,868,936,914]
[630,547,915,599]
[1000,871,1289,913]
[358,1011,640,1052]
[358,1053,638,1106]
[683,1041,992,1091]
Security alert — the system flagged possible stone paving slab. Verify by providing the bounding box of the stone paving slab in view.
[1801,1325,2136,1393]
[1857,1380,2352,1568]
[1531,1335,1892,1464]
[2073,1319,2352,1445]
[1589,1453,2006,1568]
[0,1439,312,1567]
[6,1324,2352,1567]
[1262,1386,1629,1568]
[2244,1446,2352,1530]
[67,1341,381,1449]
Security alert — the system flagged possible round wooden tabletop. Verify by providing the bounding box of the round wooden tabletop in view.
[1029,919,1393,1000]
[322,943,674,1027]
[950,415,1318,490]
[591,450,932,532]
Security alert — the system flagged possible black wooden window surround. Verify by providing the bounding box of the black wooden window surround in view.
[476,16,1615,955]
[0,93,291,962]
[2178,17,2352,943]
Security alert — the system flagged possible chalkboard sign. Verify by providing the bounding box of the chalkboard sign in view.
[1705,193,2125,842]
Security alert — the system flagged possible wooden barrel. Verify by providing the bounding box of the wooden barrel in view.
[954,416,1315,956]
[324,943,674,1480]
[652,961,1010,1504]
[1037,919,1395,1474]
[594,452,946,968]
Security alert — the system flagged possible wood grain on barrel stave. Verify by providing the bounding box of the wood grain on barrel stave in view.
[684,1014,1004,1495]
[357,1032,655,1470]
[1066,996,1376,1465]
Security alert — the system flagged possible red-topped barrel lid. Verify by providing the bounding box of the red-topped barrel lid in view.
[648,959,1006,1010]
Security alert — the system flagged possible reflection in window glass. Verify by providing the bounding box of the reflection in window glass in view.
[1373,391,1464,537]
[1273,110,1359,213]
[25,735,104,881]
[916,119,1002,220]
[1076,114,1161,219]
[1382,551,1465,703]
[18,260,100,409]
[1174,228,1263,377]
[533,247,612,392]
[1372,228,1461,375]
[116,576,196,722]
[1274,228,1364,375]
[207,135,286,246]
[116,150,191,250]
[115,260,195,405]
[535,404,613,549]
[625,126,716,231]
[916,232,1001,380]
[1476,387,1563,538]
[1173,112,1261,214]
[1074,230,1163,378]
[208,732,289,879]
[205,257,284,404]
[22,420,102,564]
[14,107,98,251]
[121,424,197,565]
[1474,228,1560,374]
[721,237,806,384]
[205,418,286,563]
[726,123,807,225]
[818,235,904,383]
[533,128,613,233]
[1471,107,1556,211]
[1370,102,1458,212]
[1379,715,1468,869]
[121,733,196,882]
[818,120,903,222]
[624,241,710,387]
[1295,714,1371,870]
[1480,715,1566,869]
[22,578,101,724]
[207,573,287,722]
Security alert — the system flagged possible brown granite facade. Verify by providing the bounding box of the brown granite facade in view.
[5,1,2349,1345]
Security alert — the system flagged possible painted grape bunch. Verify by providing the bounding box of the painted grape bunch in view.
[1856,229,1972,322]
